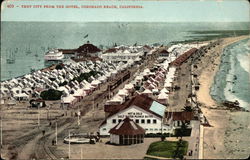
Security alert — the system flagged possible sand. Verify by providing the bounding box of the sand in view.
[196,35,250,159]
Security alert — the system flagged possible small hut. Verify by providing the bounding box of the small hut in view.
[157,92,168,105]
[142,89,153,97]
[109,117,145,145]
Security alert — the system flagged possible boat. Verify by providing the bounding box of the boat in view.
[34,52,39,57]
[26,45,32,55]
[44,49,64,61]
[6,50,15,64]
[44,49,64,66]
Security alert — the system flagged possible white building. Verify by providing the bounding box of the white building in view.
[100,95,173,135]
[101,50,144,62]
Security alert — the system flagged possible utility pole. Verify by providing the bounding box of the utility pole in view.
[92,95,95,122]
[55,121,57,145]
[77,106,80,126]
[81,147,83,159]
[38,105,40,127]
[0,118,2,147]
[68,130,71,159]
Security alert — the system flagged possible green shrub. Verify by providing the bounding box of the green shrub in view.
[145,133,172,138]
[72,71,101,83]
[40,89,63,100]
[175,128,192,137]
[55,64,63,70]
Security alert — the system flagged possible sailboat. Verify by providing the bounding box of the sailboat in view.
[34,51,39,57]
[6,50,15,64]
[26,45,32,55]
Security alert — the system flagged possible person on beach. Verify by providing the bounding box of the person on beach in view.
[42,130,45,136]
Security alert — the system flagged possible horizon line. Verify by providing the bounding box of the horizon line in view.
[1,20,250,23]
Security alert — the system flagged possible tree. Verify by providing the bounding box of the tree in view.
[182,106,193,112]
[55,64,63,70]
[161,135,166,141]
[40,89,63,100]
[179,121,188,140]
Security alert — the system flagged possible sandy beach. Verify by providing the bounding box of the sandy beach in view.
[196,35,250,159]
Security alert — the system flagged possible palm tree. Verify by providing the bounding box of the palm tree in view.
[182,106,193,112]
[179,121,188,140]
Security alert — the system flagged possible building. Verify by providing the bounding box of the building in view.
[76,42,102,58]
[170,48,198,67]
[100,45,151,62]
[109,117,145,145]
[158,48,170,58]
[101,50,144,62]
[165,111,195,128]
[100,94,173,135]
[59,49,76,59]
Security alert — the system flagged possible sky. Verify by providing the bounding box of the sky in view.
[1,0,249,22]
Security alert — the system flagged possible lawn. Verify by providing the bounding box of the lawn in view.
[146,140,188,159]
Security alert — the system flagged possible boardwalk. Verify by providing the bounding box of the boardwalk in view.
[185,121,201,159]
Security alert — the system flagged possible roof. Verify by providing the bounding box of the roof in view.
[170,48,198,66]
[143,45,152,50]
[150,101,166,117]
[58,49,77,54]
[159,49,169,54]
[142,89,152,94]
[33,98,45,102]
[76,43,101,54]
[103,48,117,53]
[101,95,166,127]
[71,57,102,62]
[165,111,194,121]
[157,92,168,100]
[109,117,145,135]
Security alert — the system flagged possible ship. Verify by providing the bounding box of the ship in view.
[26,45,32,55]
[6,50,15,64]
[44,49,65,67]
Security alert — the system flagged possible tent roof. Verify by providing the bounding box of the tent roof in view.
[142,89,152,94]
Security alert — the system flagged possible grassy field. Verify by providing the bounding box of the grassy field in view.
[146,140,188,159]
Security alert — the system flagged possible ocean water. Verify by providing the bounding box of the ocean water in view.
[211,38,250,109]
[0,21,249,81]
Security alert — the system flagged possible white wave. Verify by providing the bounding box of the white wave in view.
[224,84,250,109]
[223,48,249,109]
[237,53,250,73]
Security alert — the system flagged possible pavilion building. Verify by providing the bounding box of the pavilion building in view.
[109,117,145,145]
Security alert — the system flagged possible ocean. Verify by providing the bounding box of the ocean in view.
[1,21,249,108]
[210,38,250,109]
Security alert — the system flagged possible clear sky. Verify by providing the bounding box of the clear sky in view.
[1,0,249,22]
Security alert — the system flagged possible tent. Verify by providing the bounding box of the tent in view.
[142,89,153,96]
[61,94,77,107]
[157,92,168,105]
[160,88,170,94]
[13,93,29,101]
[117,89,129,97]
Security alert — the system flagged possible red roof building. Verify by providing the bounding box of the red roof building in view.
[76,43,101,54]
[109,117,145,145]
[170,48,198,66]
[76,42,101,58]
[165,111,195,127]
[100,95,171,136]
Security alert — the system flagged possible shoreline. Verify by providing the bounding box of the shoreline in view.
[196,35,250,159]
